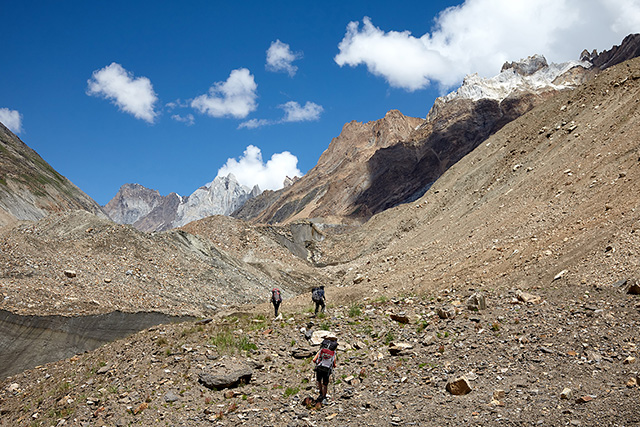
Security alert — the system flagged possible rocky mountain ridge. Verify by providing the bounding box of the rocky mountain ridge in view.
[0,123,107,227]
[104,174,260,232]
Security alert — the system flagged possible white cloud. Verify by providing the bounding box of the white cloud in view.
[238,100,324,129]
[87,63,158,123]
[171,114,195,126]
[0,108,23,133]
[335,0,640,91]
[217,145,302,191]
[191,68,258,119]
[280,101,324,122]
[238,118,273,129]
[266,40,302,76]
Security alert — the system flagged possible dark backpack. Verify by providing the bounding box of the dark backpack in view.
[312,287,324,302]
[315,347,336,373]
[272,289,282,303]
[320,338,338,351]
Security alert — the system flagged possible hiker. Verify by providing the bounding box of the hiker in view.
[312,334,338,404]
[271,288,282,317]
[311,285,325,315]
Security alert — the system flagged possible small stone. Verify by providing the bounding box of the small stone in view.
[554,270,568,280]
[446,376,472,395]
[586,351,602,363]
[493,389,506,400]
[96,366,110,375]
[390,313,410,324]
[560,388,573,400]
[8,383,20,394]
[575,395,594,404]
[516,290,542,304]
[625,377,637,388]
[623,356,636,364]
[64,270,77,278]
[164,391,180,402]
[423,334,437,346]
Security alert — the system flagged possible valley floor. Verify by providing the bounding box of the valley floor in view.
[1,280,639,426]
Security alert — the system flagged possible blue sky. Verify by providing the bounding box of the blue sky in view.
[2,0,638,205]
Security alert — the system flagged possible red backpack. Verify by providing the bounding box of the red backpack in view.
[272,289,282,303]
[316,348,336,373]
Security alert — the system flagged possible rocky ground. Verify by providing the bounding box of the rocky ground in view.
[0,211,321,317]
[1,282,639,426]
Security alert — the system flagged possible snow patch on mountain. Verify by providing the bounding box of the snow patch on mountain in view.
[439,54,591,104]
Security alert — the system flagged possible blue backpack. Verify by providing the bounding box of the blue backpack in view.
[312,287,324,302]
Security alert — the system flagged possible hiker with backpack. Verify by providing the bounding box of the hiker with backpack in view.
[271,288,282,317]
[312,334,338,404]
[311,286,325,315]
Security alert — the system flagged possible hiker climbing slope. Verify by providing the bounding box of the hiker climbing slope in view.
[271,288,282,317]
[312,334,337,405]
[311,286,325,315]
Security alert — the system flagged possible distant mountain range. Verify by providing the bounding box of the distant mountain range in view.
[103,175,261,232]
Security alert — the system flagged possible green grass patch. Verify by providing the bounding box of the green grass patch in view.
[348,304,362,317]
[283,387,299,397]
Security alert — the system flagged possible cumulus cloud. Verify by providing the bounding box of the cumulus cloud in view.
[217,145,302,191]
[266,40,302,76]
[280,101,324,122]
[87,63,158,122]
[238,100,323,129]
[191,68,258,119]
[238,118,272,129]
[335,0,640,91]
[0,108,23,133]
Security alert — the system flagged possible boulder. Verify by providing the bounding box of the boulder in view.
[437,307,456,319]
[388,342,414,356]
[627,280,640,295]
[309,330,332,345]
[198,367,253,390]
[446,376,472,395]
[467,293,487,311]
[291,348,314,359]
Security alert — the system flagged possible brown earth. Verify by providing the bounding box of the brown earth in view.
[1,55,640,426]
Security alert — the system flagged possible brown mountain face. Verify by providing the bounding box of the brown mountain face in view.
[235,36,640,226]
[234,110,423,223]
[0,123,107,226]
